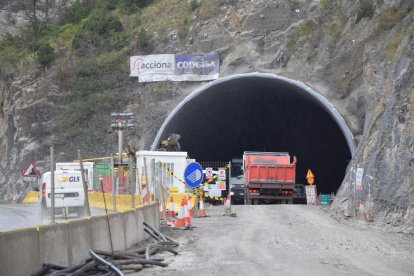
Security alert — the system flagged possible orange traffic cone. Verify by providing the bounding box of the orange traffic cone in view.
[174,199,186,227]
[167,196,175,218]
[167,196,175,226]
[184,197,191,226]
[224,193,231,213]
[198,194,206,217]
[187,195,193,218]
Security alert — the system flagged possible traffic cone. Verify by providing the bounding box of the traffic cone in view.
[184,197,192,226]
[224,194,231,213]
[174,198,186,227]
[198,194,206,217]
[187,195,193,218]
[167,196,175,217]
[167,196,175,226]
[141,173,149,205]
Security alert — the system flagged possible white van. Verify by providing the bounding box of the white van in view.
[38,170,86,217]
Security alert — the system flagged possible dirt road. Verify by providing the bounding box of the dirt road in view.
[139,204,414,276]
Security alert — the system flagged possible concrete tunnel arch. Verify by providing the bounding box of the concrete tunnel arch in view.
[151,73,355,194]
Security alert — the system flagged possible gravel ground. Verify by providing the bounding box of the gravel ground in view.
[130,204,414,276]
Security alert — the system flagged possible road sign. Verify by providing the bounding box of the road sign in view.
[355,168,364,190]
[306,169,314,185]
[184,162,203,188]
[305,185,317,205]
[205,167,213,180]
[218,167,226,181]
[21,161,40,178]
[217,181,226,190]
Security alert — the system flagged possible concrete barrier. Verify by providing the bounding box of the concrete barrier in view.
[0,203,159,276]
[0,228,39,276]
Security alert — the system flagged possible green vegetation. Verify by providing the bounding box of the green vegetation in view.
[383,31,406,61]
[307,48,318,65]
[320,0,329,10]
[190,0,202,11]
[59,0,95,25]
[286,20,316,49]
[137,28,152,54]
[356,0,375,23]
[324,16,343,38]
[36,43,55,68]
[72,9,129,56]
[118,0,140,14]
[298,20,316,36]
[0,34,32,79]
[379,4,412,30]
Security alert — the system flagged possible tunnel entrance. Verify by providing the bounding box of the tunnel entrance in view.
[151,73,354,194]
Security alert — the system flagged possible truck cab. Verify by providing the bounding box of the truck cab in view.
[230,158,245,204]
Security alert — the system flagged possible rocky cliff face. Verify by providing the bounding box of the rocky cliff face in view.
[0,0,413,231]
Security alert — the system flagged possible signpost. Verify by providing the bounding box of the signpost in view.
[305,169,316,205]
[184,162,203,188]
[306,169,314,185]
[110,112,134,191]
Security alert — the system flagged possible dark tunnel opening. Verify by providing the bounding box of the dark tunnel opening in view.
[152,74,354,194]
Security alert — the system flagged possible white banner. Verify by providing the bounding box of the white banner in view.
[130,54,175,77]
[130,53,219,82]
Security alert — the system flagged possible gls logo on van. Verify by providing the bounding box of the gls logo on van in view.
[59,175,80,183]
[69,176,80,182]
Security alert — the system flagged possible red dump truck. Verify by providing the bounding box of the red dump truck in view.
[243,151,297,205]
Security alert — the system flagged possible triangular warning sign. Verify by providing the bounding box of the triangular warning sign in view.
[306,169,315,185]
[21,161,40,177]
[306,169,314,179]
